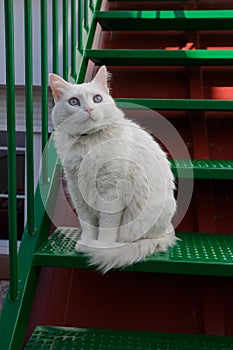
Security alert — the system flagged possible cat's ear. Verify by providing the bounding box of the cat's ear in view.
[49,73,69,102]
[92,66,109,93]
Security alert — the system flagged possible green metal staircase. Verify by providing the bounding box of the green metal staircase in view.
[1,0,233,349]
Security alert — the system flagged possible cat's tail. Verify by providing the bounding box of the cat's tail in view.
[75,233,178,273]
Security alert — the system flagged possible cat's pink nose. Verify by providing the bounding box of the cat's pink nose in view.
[84,107,93,113]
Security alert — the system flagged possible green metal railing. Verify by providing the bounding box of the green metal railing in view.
[63,0,69,80]
[4,0,18,302]
[24,0,35,239]
[3,0,99,306]
[41,0,49,184]
[52,0,59,74]
[71,0,77,79]
[78,0,84,52]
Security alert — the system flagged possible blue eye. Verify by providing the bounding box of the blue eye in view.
[69,97,80,106]
[93,94,102,103]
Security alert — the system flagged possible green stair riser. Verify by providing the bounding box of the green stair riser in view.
[96,10,233,31]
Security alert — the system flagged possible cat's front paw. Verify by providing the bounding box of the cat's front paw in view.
[75,240,88,253]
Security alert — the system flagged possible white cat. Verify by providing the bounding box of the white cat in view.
[50,66,178,272]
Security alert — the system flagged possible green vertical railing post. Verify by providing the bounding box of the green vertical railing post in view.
[52,0,59,74]
[84,0,89,31]
[89,0,94,11]
[41,0,48,183]
[24,0,35,236]
[4,0,18,301]
[78,0,83,53]
[63,0,68,80]
[71,0,77,80]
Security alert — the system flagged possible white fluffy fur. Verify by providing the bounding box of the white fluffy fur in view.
[50,66,178,273]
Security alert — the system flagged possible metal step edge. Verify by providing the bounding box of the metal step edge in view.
[96,10,233,31]
[114,98,233,111]
[170,159,233,180]
[34,229,233,276]
[25,325,233,350]
[85,49,233,66]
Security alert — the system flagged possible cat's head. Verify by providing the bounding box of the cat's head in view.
[50,66,123,136]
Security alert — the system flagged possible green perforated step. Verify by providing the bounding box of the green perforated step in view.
[34,228,233,276]
[86,49,233,66]
[108,0,194,1]
[25,326,233,350]
[171,159,233,180]
[96,10,233,31]
[115,98,233,111]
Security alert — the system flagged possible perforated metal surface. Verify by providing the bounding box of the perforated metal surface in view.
[39,227,81,255]
[35,228,233,276]
[25,326,233,350]
[170,159,233,179]
[171,233,233,261]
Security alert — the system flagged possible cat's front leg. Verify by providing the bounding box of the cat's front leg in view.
[98,211,122,243]
[75,206,98,253]
[75,221,98,253]
[79,218,98,239]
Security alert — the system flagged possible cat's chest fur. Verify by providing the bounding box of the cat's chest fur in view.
[54,128,130,212]
[53,132,91,173]
[53,129,123,183]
